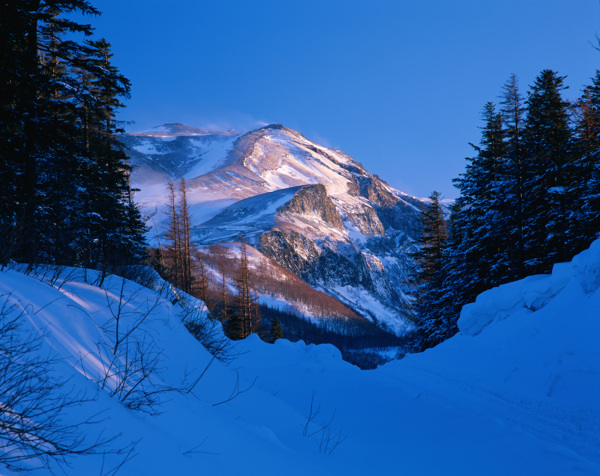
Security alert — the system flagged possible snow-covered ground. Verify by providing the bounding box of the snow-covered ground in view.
[2,240,600,475]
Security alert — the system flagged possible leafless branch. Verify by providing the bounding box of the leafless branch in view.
[211,374,257,407]
[0,293,131,472]
[302,391,346,455]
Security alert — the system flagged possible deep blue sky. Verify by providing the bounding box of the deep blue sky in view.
[87,0,600,199]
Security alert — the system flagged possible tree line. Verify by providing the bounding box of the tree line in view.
[0,1,146,273]
[414,69,600,350]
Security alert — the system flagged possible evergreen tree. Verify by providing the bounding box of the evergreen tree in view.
[522,69,574,271]
[571,70,600,250]
[269,317,283,343]
[500,74,526,279]
[411,69,600,353]
[414,191,450,350]
[0,1,146,268]
[451,102,507,299]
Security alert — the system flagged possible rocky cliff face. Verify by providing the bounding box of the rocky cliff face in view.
[277,184,343,231]
[123,123,424,335]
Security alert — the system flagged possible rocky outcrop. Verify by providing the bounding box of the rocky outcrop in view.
[342,204,386,236]
[356,176,399,209]
[259,229,321,278]
[378,199,423,236]
[278,184,343,230]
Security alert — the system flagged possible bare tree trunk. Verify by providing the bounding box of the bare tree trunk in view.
[179,178,192,293]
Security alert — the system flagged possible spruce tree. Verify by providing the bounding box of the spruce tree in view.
[500,74,526,280]
[571,70,600,250]
[452,102,507,298]
[522,70,574,272]
[414,191,450,350]
[0,1,146,269]
[269,317,283,343]
[411,69,599,353]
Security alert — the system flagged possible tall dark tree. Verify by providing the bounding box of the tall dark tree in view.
[571,70,600,250]
[500,74,526,279]
[522,69,574,271]
[414,191,451,350]
[0,1,146,269]
[269,316,283,343]
[451,102,508,299]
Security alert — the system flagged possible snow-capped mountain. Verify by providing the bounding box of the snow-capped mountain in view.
[122,123,424,334]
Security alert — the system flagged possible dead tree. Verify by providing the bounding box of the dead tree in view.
[163,179,195,294]
[164,181,183,289]
[178,178,193,293]
[233,239,260,338]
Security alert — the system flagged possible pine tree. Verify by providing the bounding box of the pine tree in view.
[571,70,600,250]
[500,74,526,279]
[411,69,599,353]
[73,38,146,275]
[452,102,507,298]
[522,70,574,272]
[0,1,146,268]
[414,191,450,350]
[269,317,283,343]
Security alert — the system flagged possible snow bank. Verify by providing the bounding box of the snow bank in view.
[2,239,600,475]
[459,239,600,336]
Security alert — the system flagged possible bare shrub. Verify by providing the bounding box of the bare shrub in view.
[302,391,346,455]
[179,306,234,364]
[0,293,128,472]
[96,278,171,414]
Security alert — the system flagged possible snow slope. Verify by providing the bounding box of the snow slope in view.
[3,241,599,475]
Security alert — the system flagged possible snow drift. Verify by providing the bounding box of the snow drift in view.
[1,239,600,474]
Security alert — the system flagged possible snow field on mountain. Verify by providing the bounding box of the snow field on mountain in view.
[326,283,414,335]
[252,132,353,197]
[183,136,240,179]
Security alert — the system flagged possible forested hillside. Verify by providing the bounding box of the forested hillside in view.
[415,71,600,349]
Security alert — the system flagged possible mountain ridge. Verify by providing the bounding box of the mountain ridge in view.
[129,122,239,137]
